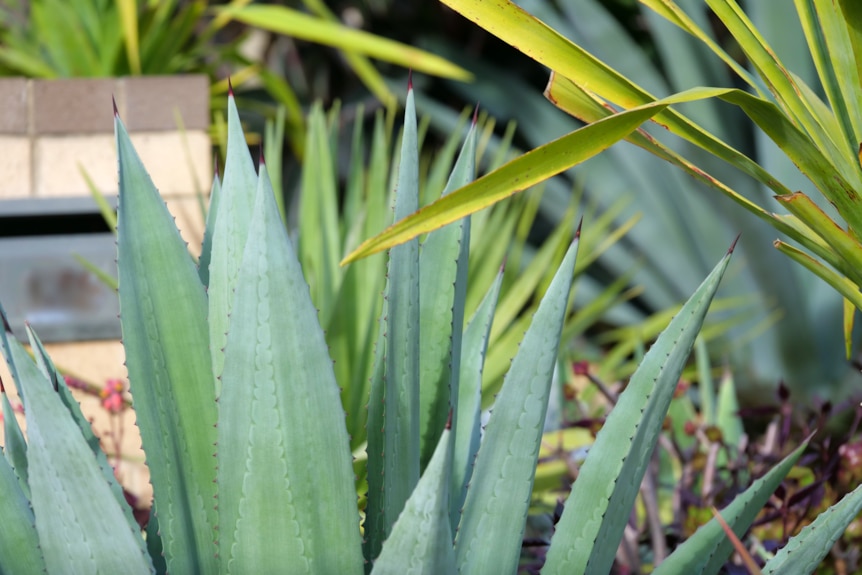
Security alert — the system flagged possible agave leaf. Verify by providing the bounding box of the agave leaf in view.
[217,160,363,574]
[762,481,862,574]
[342,102,665,263]
[418,116,476,469]
[4,329,152,574]
[1,378,28,495]
[0,443,44,574]
[542,243,733,574]
[116,110,218,573]
[26,325,146,545]
[716,369,744,451]
[695,338,716,425]
[370,427,456,575]
[198,170,221,288]
[364,84,422,562]
[455,233,579,573]
[451,267,503,530]
[209,91,258,387]
[655,441,806,574]
[364,298,389,563]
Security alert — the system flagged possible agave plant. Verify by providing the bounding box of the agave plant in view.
[1,83,860,574]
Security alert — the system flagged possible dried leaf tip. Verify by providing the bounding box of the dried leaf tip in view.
[1,310,11,333]
[407,69,413,91]
[445,408,453,430]
[259,144,266,166]
[213,154,219,178]
[228,77,234,97]
[728,233,741,254]
[112,95,119,118]
[472,103,479,126]
[575,216,583,241]
[0,375,5,393]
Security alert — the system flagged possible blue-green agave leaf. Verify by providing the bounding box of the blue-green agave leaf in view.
[418,115,477,469]
[364,304,389,563]
[365,83,422,563]
[451,266,503,531]
[656,441,806,574]
[0,440,44,574]
[762,480,862,574]
[1,377,28,495]
[116,109,218,574]
[208,91,258,386]
[198,169,221,288]
[543,242,733,575]
[216,160,363,574]
[27,324,145,548]
[371,427,456,575]
[5,330,152,574]
[455,232,580,573]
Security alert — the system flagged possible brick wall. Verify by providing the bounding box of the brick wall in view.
[0,75,213,506]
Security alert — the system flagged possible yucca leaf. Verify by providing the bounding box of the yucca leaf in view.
[655,441,806,574]
[542,242,733,574]
[217,159,363,574]
[116,109,218,574]
[370,427,456,575]
[706,0,849,169]
[4,328,152,574]
[455,232,579,573]
[217,5,471,82]
[342,102,664,262]
[418,116,476,469]
[797,0,862,155]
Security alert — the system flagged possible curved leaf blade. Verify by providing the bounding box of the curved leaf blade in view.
[218,5,471,82]
[342,103,664,264]
[456,233,579,573]
[543,244,733,574]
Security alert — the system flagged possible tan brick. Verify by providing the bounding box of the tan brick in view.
[0,78,29,134]
[33,78,117,135]
[34,134,117,197]
[123,75,209,132]
[0,136,32,198]
[129,131,211,197]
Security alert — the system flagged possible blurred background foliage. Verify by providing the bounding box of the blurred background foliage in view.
[0,0,856,404]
